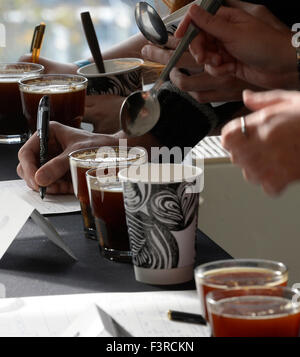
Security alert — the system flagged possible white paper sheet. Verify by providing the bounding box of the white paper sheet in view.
[0,191,33,260]
[60,305,108,337]
[0,192,77,261]
[0,291,210,337]
[0,180,80,215]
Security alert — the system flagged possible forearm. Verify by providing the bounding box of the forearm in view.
[85,33,146,62]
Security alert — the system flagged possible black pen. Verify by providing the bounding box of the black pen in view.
[37,95,50,200]
[168,310,207,326]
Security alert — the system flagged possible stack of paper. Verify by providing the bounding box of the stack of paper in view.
[0,291,210,337]
[0,180,80,215]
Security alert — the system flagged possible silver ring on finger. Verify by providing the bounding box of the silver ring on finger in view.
[240,116,248,138]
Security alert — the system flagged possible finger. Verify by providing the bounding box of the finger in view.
[221,115,258,151]
[170,68,218,92]
[254,166,285,196]
[232,151,267,178]
[175,14,221,66]
[243,89,291,111]
[17,163,24,179]
[43,179,74,195]
[17,134,40,189]
[262,178,285,196]
[175,12,192,38]
[176,5,243,43]
[17,163,39,191]
[34,151,70,187]
[242,169,261,185]
[19,53,34,63]
[205,63,236,77]
[19,55,52,73]
[189,39,223,66]
[141,45,197,67]
[165,35,181,50]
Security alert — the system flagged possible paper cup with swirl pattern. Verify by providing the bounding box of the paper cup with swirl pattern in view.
[77,58,144,97]
[118,164,203,285]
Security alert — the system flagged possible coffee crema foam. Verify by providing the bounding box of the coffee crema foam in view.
[0,78,21,83]
[20,83,85,94]
[0,67,36,75]
[89,180,123,192]
[198,267,287,288]
[71,149,142,169]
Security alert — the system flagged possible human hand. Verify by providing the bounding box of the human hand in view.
[141,35,200,71]
[18,54,78,74]
[17,122,116,194]
[221,90,300,195]
[84,95,125,134]
[176,2,298,89]
[169,66,260,103]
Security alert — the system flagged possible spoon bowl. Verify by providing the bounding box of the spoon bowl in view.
[135,2,168,46]
[120,90,161,136]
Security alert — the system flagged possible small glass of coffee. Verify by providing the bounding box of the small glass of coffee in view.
[86,166,131,263]
[207,287,300,337]
[69,146,147,241]
[19,74,87,134]
[0,62,44,144]
[195,259,288,319]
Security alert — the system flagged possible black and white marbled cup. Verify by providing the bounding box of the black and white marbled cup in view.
[118,164,203,285]
[77,58,144,97]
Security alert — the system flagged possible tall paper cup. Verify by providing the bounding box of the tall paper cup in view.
[118,164,203,285]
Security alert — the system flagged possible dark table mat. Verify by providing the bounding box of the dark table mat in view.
[0,143,22,181]
[0,213,231,297]
[0,143,231,298]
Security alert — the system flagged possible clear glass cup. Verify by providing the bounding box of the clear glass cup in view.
[69,146,147,241]
[195,259,288,319]
[86,165,136,263]
[207,287,300,337]
[19,74,87,134]
[0,62,44,144]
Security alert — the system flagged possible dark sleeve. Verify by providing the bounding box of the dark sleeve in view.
[150,82,219,150]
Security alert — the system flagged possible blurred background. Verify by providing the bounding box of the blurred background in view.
[0,0,169,62]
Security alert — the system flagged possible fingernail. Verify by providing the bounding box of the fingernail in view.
[141,46,148,57]
[36,171,51,186]
[244,89,254,96]
[243,89,254,101]
[29,178,37,189]
[190,4,201,15]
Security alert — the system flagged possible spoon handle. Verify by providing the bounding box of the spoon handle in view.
[151,0,223,93]
[152,23,199,92]
[81,12,105,74]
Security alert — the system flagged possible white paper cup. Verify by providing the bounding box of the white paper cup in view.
[118,164,203,285]
[77,58,144,97]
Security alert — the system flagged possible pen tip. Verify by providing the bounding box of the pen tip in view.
[40,187,46,200]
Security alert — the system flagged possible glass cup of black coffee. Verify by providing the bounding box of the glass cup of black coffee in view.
[0,62,44,144]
